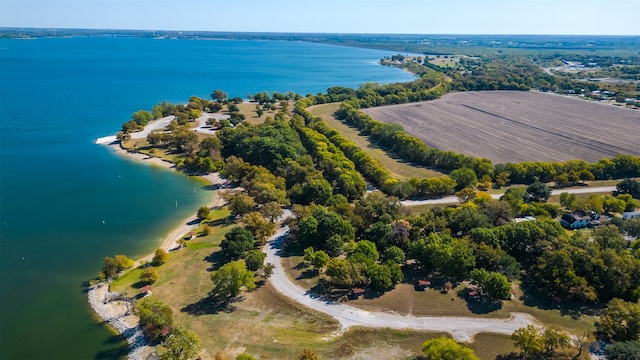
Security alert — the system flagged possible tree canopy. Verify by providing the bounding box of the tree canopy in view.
[210,260,256,299]
[421,337,479,360]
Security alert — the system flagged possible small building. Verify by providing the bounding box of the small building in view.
[350,287,365,299]
[416,279,431,291]
[560,212,592,229]
[139,285,153,297]
[468,290,481,301]
[622,211,640,220]
[514,216,537,223]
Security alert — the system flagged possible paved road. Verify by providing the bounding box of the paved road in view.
[264,226,536,342]
[400,186,617,207]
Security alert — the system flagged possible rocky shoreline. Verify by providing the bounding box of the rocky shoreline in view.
[87,283,153,360]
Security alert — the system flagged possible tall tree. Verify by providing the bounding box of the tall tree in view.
[210,260,256,299]
[220,227,255,259]
[160,325,202,360]
[211,89,228,103]
[595,298,640,342]
[135,297,174,341]
[526,181,552,202]
[421,337,479,360]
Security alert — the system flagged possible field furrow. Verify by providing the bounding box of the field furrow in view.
[364,91,640,163]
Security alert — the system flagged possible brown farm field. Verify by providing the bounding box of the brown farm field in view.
[363,91,640,164]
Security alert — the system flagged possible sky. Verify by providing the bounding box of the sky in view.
[1,0,639,35]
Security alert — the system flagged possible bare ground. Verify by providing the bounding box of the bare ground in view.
[363,91,640,164]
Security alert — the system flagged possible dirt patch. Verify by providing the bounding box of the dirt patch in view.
[364,91,640,164]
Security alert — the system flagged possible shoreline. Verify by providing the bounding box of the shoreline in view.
[88,140,227,358]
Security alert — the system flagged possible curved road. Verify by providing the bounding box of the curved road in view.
[264,226,536,342]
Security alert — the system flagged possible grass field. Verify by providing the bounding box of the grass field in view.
[112,208,500,359]
[309,103,442,180]
[364,91,640,164]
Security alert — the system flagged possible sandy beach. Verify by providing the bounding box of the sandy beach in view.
[89,139,227,358]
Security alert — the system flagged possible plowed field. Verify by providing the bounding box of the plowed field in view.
[363,91,640,164]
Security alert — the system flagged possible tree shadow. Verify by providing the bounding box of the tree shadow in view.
[181,294,242,315]
[93,344,129,360]
[297,269,317,280]
[204,251,228,272]
[495,352,523,360]
[457,288,503,314]
[519,287,588,320]
[208,215,235,227]
[102,333,126,345]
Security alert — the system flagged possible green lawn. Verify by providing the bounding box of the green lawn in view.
[308,103,442,181]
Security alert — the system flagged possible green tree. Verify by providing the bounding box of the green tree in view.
[618,178,640,199]
[298,348,320,360]
[210,260,256,299]
[542,328,570,355]
[160,325,202,360]
[235,354,255,360]
[526,181,552,202]
[153,249,169,266]
[223,192,257,217]
[421,337,479,360]
[595,298,640,342]
[511,325,543,357]
[559,192,577,209]
[382,246,406,264]
[455,188,477,203]
[469,268,511,300]
[311,250,330,270]
[132,110,153,126]
[260,201,283,223]
[241,211,274,244]
[135,297,174,341]
[211,89,228,103]
[101,254,134,279]
[494,171,510,188]
[605,340,640,360]
[140,267,159,285]
[450,167,478,190]
[244,249,266,272]
[220,227,255,259]
[197,206,210,220]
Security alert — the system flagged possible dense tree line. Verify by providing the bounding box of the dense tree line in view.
[296,126,367,201]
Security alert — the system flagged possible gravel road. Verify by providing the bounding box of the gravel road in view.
[264,226,536,342]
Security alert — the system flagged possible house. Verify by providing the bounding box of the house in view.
[416,279,431,291]
[350,287,365,299]
[560,212,592,229]
[622,211,640,220]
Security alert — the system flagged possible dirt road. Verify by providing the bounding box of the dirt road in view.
[400,186,617,207]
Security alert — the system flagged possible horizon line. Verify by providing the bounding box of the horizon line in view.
[1,26,638,37]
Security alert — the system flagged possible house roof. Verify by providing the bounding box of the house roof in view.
[564,212,591,221]
[352,287,365,294]
[140,285,152,292]
[468,290,480,297]
[418,280,431,286]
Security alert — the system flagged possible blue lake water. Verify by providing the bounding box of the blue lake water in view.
[0,37,414,359]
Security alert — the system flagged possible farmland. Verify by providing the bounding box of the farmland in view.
[363,91,640,164]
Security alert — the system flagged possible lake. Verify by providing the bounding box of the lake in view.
[0,36,414,359]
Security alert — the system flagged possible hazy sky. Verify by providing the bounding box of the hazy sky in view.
[1,0,639,35]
